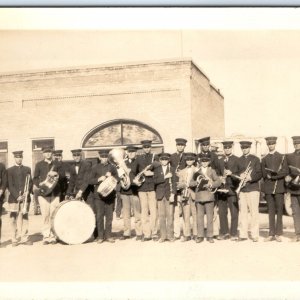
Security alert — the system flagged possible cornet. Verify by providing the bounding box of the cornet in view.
[235,161,252,195]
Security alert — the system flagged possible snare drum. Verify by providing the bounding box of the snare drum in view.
[51,200,95,245]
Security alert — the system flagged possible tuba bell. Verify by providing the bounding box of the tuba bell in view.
[108,148,131,190]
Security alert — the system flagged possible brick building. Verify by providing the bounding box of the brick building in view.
[0,58,224,169]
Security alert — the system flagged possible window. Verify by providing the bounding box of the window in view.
[0,141,8,167]
[82,120,163,148]
[32,139,55,171]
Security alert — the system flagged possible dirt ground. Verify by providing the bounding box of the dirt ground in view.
[0,204,299,284]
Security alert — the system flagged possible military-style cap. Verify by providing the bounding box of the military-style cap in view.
[71,149,82,155]
[98,149,110,158]
[159,153,171,160]
[198,153,211,162]
[222,141,234,148]
[42,146,53,153]
[240,141,252,148]
[198,136,210,146]
[12,151,23,158]
[141,140,152,148]
[265,136,277,145]
[185,152,196,160]
[53,150,63,156]
[126,146,138,152]
[292,136,300,144]
[175,138,187,146]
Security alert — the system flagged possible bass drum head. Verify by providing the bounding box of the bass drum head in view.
[51,200,95,245]
[284,193,293,216]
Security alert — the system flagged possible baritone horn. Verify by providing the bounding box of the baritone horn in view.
[108,148,131,190]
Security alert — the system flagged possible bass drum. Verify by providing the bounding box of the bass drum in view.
[284,193,293,216]
[51,200,96,245]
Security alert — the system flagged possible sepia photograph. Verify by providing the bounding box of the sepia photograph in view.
[1,7,300,299]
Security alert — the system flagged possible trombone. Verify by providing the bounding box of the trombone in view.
[22,174,30,215]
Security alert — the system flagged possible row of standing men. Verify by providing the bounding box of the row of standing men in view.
[2,135,300,246]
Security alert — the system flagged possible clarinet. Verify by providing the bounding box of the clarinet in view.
[167,163,174,202]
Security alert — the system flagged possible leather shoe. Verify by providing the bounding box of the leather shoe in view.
[168,237,176,242]
[181,236,191,242]
[97,239,104,244]
[23,240,33,246]
[224,234,230,240]
[230,236,238,241]
[119,236,130,240]
[207,237,214,243]
[275,235,282,242]
[159,238,166,243]
[297,235,300,242]
[50,240,57,245]
[136,235,142,241]
[252,237,259,242]
[106,238,115,243]
[217,235,225,240]
[195,237,204,243]
[12,242,18,247]
[236,238,247,242]
[43,240,49,245]
[141,237,151,242]
[264,236,275,242]
[152,236,159,242]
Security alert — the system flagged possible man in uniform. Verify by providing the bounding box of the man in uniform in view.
[218,141,239,241]
[33,147,63,245]
[119,146,142,240]
[136,140,159,241]
[0,159,7,245]
[53,150,69,202]
[66,149,92,201]
[285,136,300,242]
[170,138,187,239]
[7,151,33,246]
[89,150,119,243]
[234,141,262,242]
[262,136,288,242]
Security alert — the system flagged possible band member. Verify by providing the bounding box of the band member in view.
[66,149,92,201]
[33,147,63,245]
[153,153,177,242]
[218,141,239,241]
[7,151,33,246]
[0,160,7,245]
[119,146,142,240]
[194,154,221,243]
[89,150,119,243]
[177,152,198,242]
[197,136,222,175]
[234,141,262,242]
[262,137,288,242]
[285,136,300,242]
[170,138,187,239]
[53,150,69,202]
[136,140,159,242]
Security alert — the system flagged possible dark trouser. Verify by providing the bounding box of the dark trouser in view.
[158,197,175,240]
[115,191,122,218]
[196,201,214,238]
[266,193,284,236]
[94,193,115,240]
[291,194,300,236]
[86,192,98,239]
[0,199,3,242]
[218,195,239,237]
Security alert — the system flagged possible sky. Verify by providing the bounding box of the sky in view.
[1,8,300,145]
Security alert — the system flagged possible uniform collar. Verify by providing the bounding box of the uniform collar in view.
[269,150,276,155]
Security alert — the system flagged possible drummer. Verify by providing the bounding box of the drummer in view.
[89,150,119,244]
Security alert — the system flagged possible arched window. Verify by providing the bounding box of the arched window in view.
[82,119,163,149]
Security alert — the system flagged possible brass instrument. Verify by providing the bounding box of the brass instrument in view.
[167,163,175,203]
[288,165,300,188]
[272,155,285,194]
[195,169,224,194]
[39,165,59,196]
[133,153,155,186]
[22,174,30,214]
[108,148,131,190]
[181,166,194,201]
[175,153,183,173]
[235,161,252,195]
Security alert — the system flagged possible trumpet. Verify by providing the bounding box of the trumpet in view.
[235,161,252,195]
[133,164,152,186]
[22,174,30,214]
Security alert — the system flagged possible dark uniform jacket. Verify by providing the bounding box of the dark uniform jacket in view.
[235,154,262,192]
[7,165,33,203]
[261,151,287,194]
[67,160,92,197]
[198,151,222,175]
[56,161,70,200]
[286,151,300,195]
[136,153,158,192]
[219,154,239,196]
[33,160,63,197]
[153,164,177,200]
[0,163,7,202]
[120,158,138,196]
[170,152,186,195]
[89,162,119,200]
